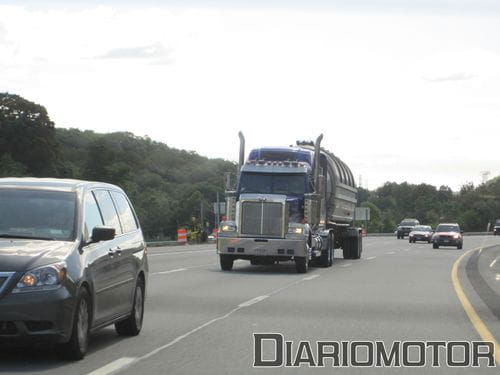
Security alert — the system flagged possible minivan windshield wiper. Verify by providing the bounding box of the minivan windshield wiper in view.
[0,234,57,241]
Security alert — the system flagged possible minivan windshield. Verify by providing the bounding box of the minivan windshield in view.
[238,173,307,195]
[0,189,77,241]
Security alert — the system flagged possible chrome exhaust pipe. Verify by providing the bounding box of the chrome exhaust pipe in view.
[238,131,245,175]
[313,133,323,191]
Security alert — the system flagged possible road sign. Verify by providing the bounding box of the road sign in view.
[354,207,370,221]
[213,202,226,215]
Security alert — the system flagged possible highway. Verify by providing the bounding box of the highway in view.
[1,236,500,374]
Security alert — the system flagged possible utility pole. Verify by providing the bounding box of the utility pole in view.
[216,191,220,229]
[200,201,204,230]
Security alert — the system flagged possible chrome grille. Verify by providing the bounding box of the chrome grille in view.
[240,201,284,237]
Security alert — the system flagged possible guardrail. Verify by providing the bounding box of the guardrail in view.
[147,233,493,247]
[366,232,492,237]
[147,239,217,247]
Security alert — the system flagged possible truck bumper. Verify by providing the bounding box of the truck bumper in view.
[217,237,308,258]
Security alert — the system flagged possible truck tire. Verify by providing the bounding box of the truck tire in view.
[295,257,308,273]
[319,233,333,267]
[342,235,360,259]
[433,243,439,249]
[220,255,234,271]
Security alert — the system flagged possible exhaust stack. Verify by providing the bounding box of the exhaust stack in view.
[238,131,245,175]
[313,134,323,191]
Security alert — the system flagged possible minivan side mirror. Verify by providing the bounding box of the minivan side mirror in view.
[92,226,116,243]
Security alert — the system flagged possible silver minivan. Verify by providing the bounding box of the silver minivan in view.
[0,178,148,359]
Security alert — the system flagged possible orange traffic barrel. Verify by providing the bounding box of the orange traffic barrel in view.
[177,228,187,244]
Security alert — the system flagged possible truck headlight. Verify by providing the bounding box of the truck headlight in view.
[288,227,304,234]
[12,262,66,293]
[220,222,237,232]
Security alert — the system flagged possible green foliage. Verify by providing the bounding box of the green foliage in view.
[1,93,498,236]
[358,180,499,232]
[0,93,236,240]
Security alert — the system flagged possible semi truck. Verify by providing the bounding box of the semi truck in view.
[216,132,363,273]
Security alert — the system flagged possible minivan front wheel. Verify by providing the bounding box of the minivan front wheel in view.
[115,278,145,336]
[59,288,91,360]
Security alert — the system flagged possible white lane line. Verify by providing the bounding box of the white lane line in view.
[87,357,136,375]
[490,257,499,268]
[340,263,352,268]
[149,249,214,257]
[154,268,187,275]
[386,251,396,255]
[238,295,269,307]
[403,249,410,252]
[302,274,320,281]
[90,271,321,375]
[366,256,376,260]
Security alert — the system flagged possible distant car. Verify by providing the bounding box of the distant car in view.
[494,219,500,236]
[409,225,433,243]
[432,223,463,249]
[396,218,420,239]
[0,178,148,360]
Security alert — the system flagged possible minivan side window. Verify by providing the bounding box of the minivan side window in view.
[83,191,104,241]
[111,191,138,233]
[93,190,122,235]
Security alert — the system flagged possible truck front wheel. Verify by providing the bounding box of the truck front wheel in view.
[295,257,308,273]
[220,255,234,271]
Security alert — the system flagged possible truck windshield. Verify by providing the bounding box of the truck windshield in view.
[238,173,307,195]
[0,189,77,241]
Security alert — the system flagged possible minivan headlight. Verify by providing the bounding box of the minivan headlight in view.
[13,262,66,293]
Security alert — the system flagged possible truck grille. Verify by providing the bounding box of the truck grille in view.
[240,201,284,237]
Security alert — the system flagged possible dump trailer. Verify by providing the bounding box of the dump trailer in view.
[217,132,363,273]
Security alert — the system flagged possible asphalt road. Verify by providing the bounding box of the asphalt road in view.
[1,235,499,374]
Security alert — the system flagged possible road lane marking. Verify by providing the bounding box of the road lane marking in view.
[386,251,395,255]
[94,271,323,374]
[451,246,500,365]
[302,274,320,281]
[366,256,376,260]
[154,268,187,275]
[403,249,409,252]
[490,257,499,268]
[87,357,136,375]
[152,263,217,275]
[149,249,214,257]
[238,295,269,307]
[340,263,352,268]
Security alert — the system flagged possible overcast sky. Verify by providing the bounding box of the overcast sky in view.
[1,0,499,190]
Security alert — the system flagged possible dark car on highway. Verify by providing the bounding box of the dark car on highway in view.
[408,225,433,243]
[0,178,148,359]
[494,219,500,235]
[396,218,420,239]
[432,223,463,249]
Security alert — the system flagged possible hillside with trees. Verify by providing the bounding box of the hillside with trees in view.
[1,93,498,238]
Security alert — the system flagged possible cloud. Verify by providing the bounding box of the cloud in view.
[422,72,476,83]
[0,23,8,44]
[95,43,174,64]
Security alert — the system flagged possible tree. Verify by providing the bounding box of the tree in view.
[0,93,59,175]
